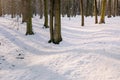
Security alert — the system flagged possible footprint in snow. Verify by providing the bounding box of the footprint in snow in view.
[15,49,25,60]
[16,53,24,60]
[0,56,5,61]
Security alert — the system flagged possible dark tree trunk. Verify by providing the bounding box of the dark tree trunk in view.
[11,0,16,18]
[39,0,43,19]
[85,0,89,17]
[108,0,112,18]
[94,0,98,24]
[80,0,84,26]
[22,0,27,23]
[53,0,62,44]
[0,0,2,16]
[25,0,34,35]
[44,0,49,28]
[48,0,54,43]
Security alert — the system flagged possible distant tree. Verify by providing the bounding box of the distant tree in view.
[113,0,119,16]
[39,0,43,19]
[99,0,107,24]
[108,0,112,18]
[98,0,101,15]
[94,0,98,23]
[21,0,27,23]
[66,0,72,17]
[71,0,78,17]
[80,0,84,26]
[85,0,90,17]
[32,0,37,16]
[113,0,117,17]
[25,0,34,35]
[0,0,2,16]
[116,0,119,16]
[44,0,49,28]
[11,0,16,18]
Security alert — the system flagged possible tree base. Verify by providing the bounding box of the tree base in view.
[99,20,105,24]
[44,25,49,28]
[48,38,62,44]
[25,31,34,35]
[48,40,52,43]
[108,16,111,18]
[53,38,62,44]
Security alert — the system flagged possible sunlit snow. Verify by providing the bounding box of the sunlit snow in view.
[0,15,120,80]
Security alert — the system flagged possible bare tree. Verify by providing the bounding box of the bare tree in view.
[80,0,84,26]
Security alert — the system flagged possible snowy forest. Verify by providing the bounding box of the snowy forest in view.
[0,0,120,44]
[0,0,120,80]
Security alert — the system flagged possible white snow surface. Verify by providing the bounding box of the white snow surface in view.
[0,15,120,80]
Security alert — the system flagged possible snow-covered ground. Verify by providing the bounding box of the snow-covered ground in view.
[0,15,120,80]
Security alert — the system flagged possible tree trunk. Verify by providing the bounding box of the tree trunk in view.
[80,0,84,26]
[39,0,43,19]
[48,0,54,43]
[22,0,27,23]
[0,0,2,16]
[44,0,49,28]
[108,0,112,18]
[25,0,34,35]
[116,0,119,16]
[94,0,98,24]
[113,0,117,17]
[99,0,107,24]
[53,0,62,44]
[85,0,89,17]
[11,0,16,18]
[98,0,101,15]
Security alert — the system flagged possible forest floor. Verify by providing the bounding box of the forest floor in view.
[0,15,120,80]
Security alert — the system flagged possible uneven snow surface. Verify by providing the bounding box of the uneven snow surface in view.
[0,16,120,80]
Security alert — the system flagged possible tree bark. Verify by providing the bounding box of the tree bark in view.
[80,0,84,26]
[94,0,98,24]
[25,0,34,35]
[44,0,49,28]
[108,0,112,18]
[48,0,54,43]
[21,0,27,23]
[99,0,107,24]
[11,0,16,18]
[0,0,2,16]
[39,0,43,19]
[53,0,62,44]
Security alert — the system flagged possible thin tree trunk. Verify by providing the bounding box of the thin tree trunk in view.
[116,0,119,16]
[44,0,49,28]
[22,0,27,23]
[48,0,54,43]
[85,0,89,17]
[0,0,2,16]
[98,0,101,15]
[39,0,43,19]
[11,0,16,18]
[108,0,112,18]
[94,0,98,24]
[80,0,84,26]
[113,0,117,17]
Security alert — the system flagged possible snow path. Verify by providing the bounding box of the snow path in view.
[0,16,120,80]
